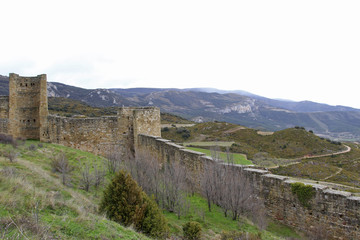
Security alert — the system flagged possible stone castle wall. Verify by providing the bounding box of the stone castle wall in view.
[8,73,48,140]
[43,107,160,156]
[2,73,359,238]
[137,134,360,240]
[0,96,9,134]
[45,115,124,155]
[0,74,161,156]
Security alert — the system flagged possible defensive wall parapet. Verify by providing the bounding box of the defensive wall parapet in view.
[42,107,161,156]
[0,74,161,157]
[138,134,360,239]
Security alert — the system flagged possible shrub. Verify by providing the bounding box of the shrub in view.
[136,194,168,239]
[51,153,73,185]
[183,221,202,240]
[99,170,168,239]
[29,144,36,151]
[0,134,14,145]
[291,182,315,208]
[6,149,18,163]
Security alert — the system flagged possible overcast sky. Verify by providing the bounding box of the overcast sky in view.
[1,0,360,108]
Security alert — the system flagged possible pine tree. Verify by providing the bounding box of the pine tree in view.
[99,170,168,239]
[99,170,143,226]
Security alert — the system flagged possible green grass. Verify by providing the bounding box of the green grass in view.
[164,194,300,240]
[0,140,301,239]
[272,143,360,188]
[187,147,252,165]
[0,141,150,240]
[184,141,235,147]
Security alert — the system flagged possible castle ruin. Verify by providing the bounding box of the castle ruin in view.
[0,73,161,156]
[0,73,359,239]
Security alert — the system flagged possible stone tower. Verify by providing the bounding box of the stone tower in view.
[8,73,48,140]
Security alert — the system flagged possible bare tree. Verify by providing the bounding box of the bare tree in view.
[105,149,122,174]
[93,162,106,191]
[161,160,188,219]
[201,160,217,212]
[51,153,73,185]
[210,145,221,161]
[7,149,18,163]
[80,162,93,192]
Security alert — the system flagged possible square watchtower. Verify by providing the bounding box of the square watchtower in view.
[8,73,48,140]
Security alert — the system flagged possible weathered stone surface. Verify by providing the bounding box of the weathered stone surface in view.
[2,73,360,239]
[138,134,360,240]
[0,74,161,156]
[8,73,48,140]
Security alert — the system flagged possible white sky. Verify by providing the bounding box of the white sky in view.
[1,0,360,108]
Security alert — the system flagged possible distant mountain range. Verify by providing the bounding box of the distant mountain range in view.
[1,75,360,141]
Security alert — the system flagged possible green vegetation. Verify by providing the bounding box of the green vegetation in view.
[100,170,168,239]
[163,194,300,239]
[160,121,360,187]
[273,143,360,188]
[184,141,235,147]
[160,112,193,124]
[0,140,301,239]
[291,182,315,208]
[0,141,150,239]
[186,147,252,165]
[182,221,202,240]
[162,122,345,159]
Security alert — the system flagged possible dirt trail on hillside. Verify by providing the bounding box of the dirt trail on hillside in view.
[321,167,343,181]
[302,145,351,159]
[224,126,246,134]
[271,145,352,169]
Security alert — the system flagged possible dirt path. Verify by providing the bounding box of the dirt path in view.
[302,145,351,159]
[271,145,352,169]
[223,126,246,134]
[321,167,343,181]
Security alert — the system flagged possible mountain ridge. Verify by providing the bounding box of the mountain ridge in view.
[1,74,360,140]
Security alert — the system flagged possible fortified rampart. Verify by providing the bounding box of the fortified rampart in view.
[43,107,160,156]
[0,96,9,134]
[2,73,360,238]
[137,134,360,240]
[0,74,161,156]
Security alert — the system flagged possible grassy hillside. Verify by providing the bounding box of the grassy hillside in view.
[161,122,345,160]
[0,140,301,239]
[272,142,360,189]
[0,140,150,239]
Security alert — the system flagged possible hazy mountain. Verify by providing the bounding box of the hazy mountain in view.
[185,87,360,113]
[1,75,360,140]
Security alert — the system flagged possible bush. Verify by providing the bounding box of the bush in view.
[136,194,169,239]
[0,134,14,145]
[183,221,202,240]
[99,170,168,239]
[29,144,36,151]
[6,149,18,163]
[291,182,315,208]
